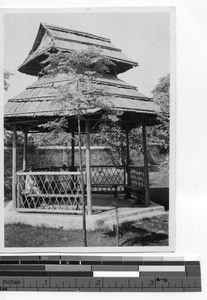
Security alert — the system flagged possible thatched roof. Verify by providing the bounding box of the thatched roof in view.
[4,73,160,131]
[18,23,138,76]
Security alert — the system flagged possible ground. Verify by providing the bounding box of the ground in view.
[5,213,168,247]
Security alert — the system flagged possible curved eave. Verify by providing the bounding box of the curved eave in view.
[4,92,159,121]
[4,104,160,132]
[18,51,137,76]
[4,72,160,130]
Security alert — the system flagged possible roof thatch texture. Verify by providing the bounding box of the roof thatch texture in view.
[18,23,138,76]
[4,74,160,124]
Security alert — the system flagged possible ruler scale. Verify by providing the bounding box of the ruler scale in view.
[0,256,201,292]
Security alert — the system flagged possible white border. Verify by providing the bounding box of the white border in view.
[0,6,175,254]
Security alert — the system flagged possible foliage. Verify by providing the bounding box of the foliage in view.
[4,70,13,91]
[38,47,126,170]
[4,69,36,148]
[41,47,120,131]
[42,46,114,77]
[98,74,170,163]
[32,73,170,164]
[149,74,170,152]
[92,124,126,165]
[4,130,35,147]
[152,74,170,113]
[40,47,122,246]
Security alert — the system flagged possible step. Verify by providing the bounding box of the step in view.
[104,211,168,230]
[93,204,165,228]
[95,205,164,222]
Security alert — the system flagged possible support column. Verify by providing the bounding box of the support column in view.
[71,131,75,167]
[125,126,131,186]
[12,124,17,209]
[142,123,151,207]
[23,130,28,171]
[85,120,92,215]
[124,126,131,199]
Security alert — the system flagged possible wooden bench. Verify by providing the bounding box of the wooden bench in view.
[91,184,118,198]
[123,185,145,204]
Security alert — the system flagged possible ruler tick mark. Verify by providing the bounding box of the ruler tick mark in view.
[0,256,201,292]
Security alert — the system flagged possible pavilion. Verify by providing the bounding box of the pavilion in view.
[4,23,160,215]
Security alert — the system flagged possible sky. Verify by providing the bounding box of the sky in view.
[3,8,170,101]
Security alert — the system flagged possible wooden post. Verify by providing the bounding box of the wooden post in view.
[12,124,17,209]
[85,120,92,215]
[77,117,87,247]
[124,126,131,198]
[125,126,131,186]
[142,123,151,206]
[71,131,75,167]
[23,130,28,171]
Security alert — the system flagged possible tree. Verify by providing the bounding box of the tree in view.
[4,70,13,91]
[4,70,36,148]
[41,47,119,246]
[150,74,170,153]
[4,70,14,146]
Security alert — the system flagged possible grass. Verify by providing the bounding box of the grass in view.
[5,214,168,248]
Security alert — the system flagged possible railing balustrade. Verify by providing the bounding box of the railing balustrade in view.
[128,165,145,188]
[16,171,85,213]
[82,165,126,193]
[15,165,145,211]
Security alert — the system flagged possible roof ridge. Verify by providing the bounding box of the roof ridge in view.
[42,22,111,43]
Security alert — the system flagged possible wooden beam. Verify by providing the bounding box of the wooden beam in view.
[142,123,150,207]
[12,124,17,209]
[85,120,92,215]
[23,130,28,171]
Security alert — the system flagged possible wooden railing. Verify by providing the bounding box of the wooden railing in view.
[82,165,126,193]
[128,165,145,188]
[16,171,86,213]
[34,165,126,192]
[15,165,145,211]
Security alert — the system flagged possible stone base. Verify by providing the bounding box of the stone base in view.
[4,200,165,231]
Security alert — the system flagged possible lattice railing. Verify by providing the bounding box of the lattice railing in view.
[128,166,145,188]
[15,166,144,211]
[82,165,126,193]
[16,171,85,212]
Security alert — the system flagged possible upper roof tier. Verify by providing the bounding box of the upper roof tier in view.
[18,23,138,76]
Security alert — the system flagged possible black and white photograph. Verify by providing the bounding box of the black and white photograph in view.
[2,7,175,251]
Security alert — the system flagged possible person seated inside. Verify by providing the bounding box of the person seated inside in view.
[43,166,55,194]
[24,164,41,195]
[59,164,68,193]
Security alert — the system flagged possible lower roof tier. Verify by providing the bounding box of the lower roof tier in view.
[4,73,160,131]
